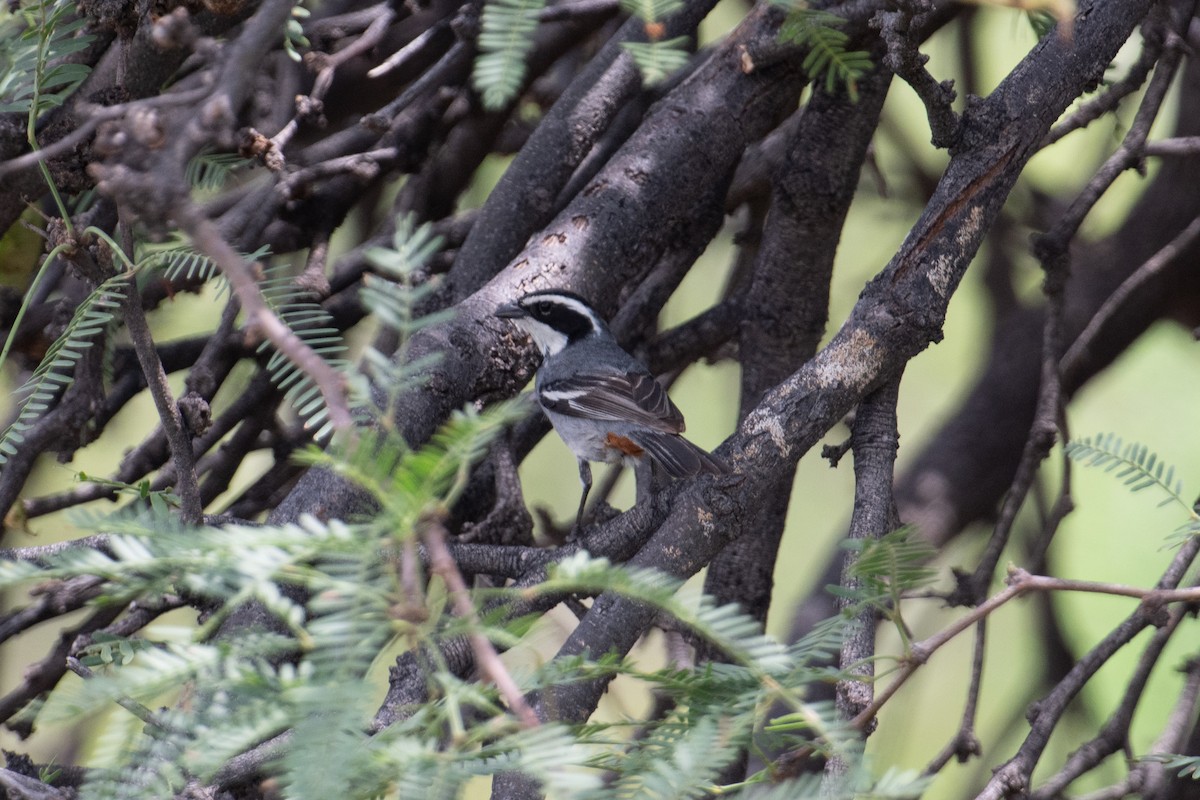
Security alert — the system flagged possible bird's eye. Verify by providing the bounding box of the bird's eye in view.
[534,302,552,317]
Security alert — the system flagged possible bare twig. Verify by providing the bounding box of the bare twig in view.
[1042,20,1163,146]
[538,0,620,21]
[1133,656,1200,798]
[877,10,959,148]
[0,88,210,182]
[1030,608,1185,798]
[0,769,68,800]
[1144,135,1200,156]
[0,601,126,732]
[825,378,901,792]
[174,202,352,431]
[836,379,901,722]
[119,228,203,522]
[368,19,449,79]
[210,731,291,787]
[0,535,113,565]
[1062,213,1200,379]
[272,5,397,152]
[1038,26,1186,255]
[853,566,1200,731]
[277,148,399,200]
[975,531,1200,800]
[923,619,986,774]
[422,519,540,728]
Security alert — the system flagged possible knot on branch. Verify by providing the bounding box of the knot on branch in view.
[874,10,959,149]
[954,731,983,763]
[151,7,198,50]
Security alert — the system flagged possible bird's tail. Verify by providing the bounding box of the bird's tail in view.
[629,431,729,479]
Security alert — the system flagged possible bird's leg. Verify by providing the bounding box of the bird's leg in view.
[632,458,661,506]
[575,458,593,532]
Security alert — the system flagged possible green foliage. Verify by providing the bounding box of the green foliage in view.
[1142,754,1200,780]
[1067,433,1200,546]
[1065,433,1191,510]
[1026,9,1058,38]
[618,0,690,86]
[0,515,911,799]
[75,472,182,514]
[0,274,126,470]
[619,0,681,21]
[839,527,937,606]
[0,0,94,118]
[355,215,450,418]
[0,214,916,798]
[184,151,254,193]
[257,264,349,439]
[138,236,271,284]
[284,5,311,63]
[621,38,692,86]
[472,0,547,110]
[777,7,872,101]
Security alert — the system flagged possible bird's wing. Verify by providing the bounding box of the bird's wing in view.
[539,369,685,433]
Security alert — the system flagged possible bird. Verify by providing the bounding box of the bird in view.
[495,289,728,530]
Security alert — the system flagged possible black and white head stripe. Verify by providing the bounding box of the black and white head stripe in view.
[495,290,608,356]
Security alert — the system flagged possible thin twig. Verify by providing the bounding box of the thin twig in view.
[277,148,398,200]
[0,601,126,731]
[368,19,448,79]
[66,657,164,730]
[422,519,540,728]
[119,227,204,522]
[923,619,985,774]
[0,535,113,564]
[538,0,620,20]
[877,10,959,148]
[1143,135,1200,156]
[0,88,210,181]
[1061,213,1200,379]
[0,575,105,646]
[1131,656,1200,797]
[1042,21,1163,146]
[1037,26,1185,255]
[272,5,397,151]
[1030,607,1185,798]
[852,567,1200,731]
[962,243,1068,604]
[174,201,352,431]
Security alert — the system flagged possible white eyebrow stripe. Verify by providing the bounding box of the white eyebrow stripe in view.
[523,294,603,327]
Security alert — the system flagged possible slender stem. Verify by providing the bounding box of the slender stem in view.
[0,242,69,379]
[852,567,1200,730]
[423,519,540,729]
[108,224,204,522]
[26,0,74,233]
[66,657,165,729]
[174,201,352,432]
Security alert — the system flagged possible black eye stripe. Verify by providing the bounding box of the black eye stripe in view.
[519,296,599,342]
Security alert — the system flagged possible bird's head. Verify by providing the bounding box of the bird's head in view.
[495,290,608,357]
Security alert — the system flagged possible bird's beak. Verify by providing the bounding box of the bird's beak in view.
[495,301,526,319]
